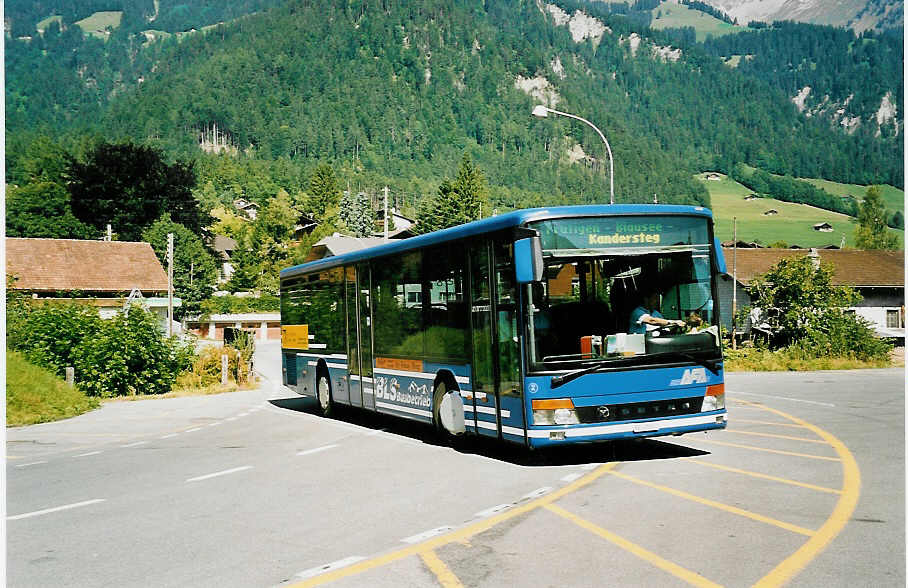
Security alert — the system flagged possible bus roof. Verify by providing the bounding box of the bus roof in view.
[280,204,714,279]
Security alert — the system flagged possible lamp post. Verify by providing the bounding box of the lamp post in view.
[532,105,614,205]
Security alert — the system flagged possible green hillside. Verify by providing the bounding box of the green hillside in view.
[650,3,743,41]
[700,173,904,248]
[5,0,903,220]
[803,178,903,217]
[74,11,122,38]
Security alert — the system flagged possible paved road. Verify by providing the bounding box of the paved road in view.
[6,343,904,587]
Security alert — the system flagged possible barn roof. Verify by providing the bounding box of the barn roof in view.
[6,238,169,293]
[722,248,904,287]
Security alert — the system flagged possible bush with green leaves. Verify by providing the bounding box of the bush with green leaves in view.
[791,311,892,362]
[7,297,195,397]
[70,308,195,397]
[176,345,252,388]
[748,255,891,361]
[6,300,102,375]
[199,294,279,317]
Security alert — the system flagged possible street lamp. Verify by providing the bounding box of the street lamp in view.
[532,105,615,205]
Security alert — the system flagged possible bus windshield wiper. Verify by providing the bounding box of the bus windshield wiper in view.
[549,351,720,389]
[550,360,614,389]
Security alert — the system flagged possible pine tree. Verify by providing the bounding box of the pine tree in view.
[306,163,341,219]
[416,155,489,233]
[854,186,899,250]
[339,191,374,237]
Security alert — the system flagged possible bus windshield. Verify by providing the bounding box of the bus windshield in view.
[526,215,720,371]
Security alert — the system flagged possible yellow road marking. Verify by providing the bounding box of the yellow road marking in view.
[607,470,816,537]
[419,550,464,588]
[695,439,840,461]
[726,429,826,444]
[685,459,841,495]
[286,462,618,587]
[545,503,723,588]
[742,402,861,588]
[733,418,810,429]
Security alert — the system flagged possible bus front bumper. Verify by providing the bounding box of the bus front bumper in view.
[525,410,727,448]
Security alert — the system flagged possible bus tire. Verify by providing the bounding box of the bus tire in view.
[433,380,465,440]
[316,371,333,418]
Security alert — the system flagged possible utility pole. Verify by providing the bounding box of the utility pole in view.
[167,233,174,338]
[731,218,737,350]
[383,186,389,241]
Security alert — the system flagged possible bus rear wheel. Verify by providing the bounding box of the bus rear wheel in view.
[317,372,333,417]
[433,380,464,441]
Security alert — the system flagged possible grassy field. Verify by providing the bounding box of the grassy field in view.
[649,3,744,41]
[74,11,122,38]
[36,15,62,33]
[802,178,904,216]
[6,351,99,426]
[699,173,905,248]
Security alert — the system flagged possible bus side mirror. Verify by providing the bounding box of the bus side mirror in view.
[713,236,727,274]
[515,236,544,284]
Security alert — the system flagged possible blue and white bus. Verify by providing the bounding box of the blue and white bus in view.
[280,205,727,448]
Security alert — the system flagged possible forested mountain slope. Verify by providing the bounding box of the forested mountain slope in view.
[706,0,902,34]
[702,21,902,146]
[6,0,903,210]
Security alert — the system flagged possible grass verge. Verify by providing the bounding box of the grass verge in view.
[101,378,259,403]
[6,351,100,426]
[724,347,898,371]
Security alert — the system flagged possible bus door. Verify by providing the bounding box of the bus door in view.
[469,241,502,438]
[358,263,376,410]
[345,266,362,407]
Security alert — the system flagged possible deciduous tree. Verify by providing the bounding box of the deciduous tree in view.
[854,186,899,250]
[143,216,219,319]
[66,141,208,241]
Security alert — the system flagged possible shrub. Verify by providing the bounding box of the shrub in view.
[175,345,252,389]
[7,300,102,375]
[199,294,279,317]
[70,308,195,397]
[794,311,892,362]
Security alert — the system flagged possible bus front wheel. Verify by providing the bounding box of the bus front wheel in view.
[317,372,333,417]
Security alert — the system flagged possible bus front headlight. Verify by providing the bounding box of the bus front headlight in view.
[553,408,580,425]
[532,399,578,425]
[703,383,725,411]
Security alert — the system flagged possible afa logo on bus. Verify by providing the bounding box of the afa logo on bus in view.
[670,367,708,386]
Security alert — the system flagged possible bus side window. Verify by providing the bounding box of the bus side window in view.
[423,245,468,362]
[494,240,520,397]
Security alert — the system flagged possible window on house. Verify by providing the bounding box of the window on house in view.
[886,309,901,328]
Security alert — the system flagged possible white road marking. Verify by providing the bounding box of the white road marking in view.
[579,463,602,470]
[561,473,583,483]
[8,499,106,521]
[295,556,366,579]
[208,422,222,427]
[520,487,552,501]
[225,417,238,422]
[473,504,512,518]
[15,461,47,468]
[185,428,202,433]
[297,444,339,457]
[121,441,148,448]
[186,466,253,483]
[238,412,249,417]
[731,390,836,407]
[160,434,178,439]
[74,451,102,458]
[401,526,454,544]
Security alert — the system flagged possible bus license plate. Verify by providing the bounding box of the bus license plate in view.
[633,423,659,433]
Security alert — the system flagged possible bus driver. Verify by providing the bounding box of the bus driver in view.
[629,287,685,334]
